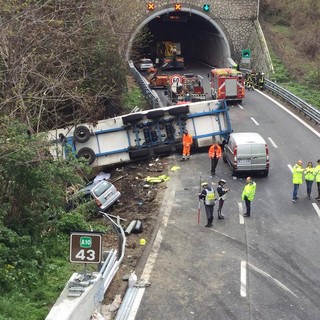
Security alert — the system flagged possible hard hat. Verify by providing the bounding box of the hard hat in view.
[201,182,208,187]
[219,179,226,184]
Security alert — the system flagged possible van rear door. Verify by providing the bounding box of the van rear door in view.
[251,144,267,170]
[236,144,252,170]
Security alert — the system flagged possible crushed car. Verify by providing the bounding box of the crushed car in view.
[66,173,121,212]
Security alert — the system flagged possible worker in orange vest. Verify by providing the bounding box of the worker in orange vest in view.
[208,142,222,175]
[181,130,193,161]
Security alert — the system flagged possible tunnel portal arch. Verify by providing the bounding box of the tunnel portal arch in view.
[126,7,233,67]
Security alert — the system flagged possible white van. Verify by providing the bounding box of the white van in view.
[223,132,269,176]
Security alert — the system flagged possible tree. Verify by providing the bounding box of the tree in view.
[0,117,90,292]
[0,0,127,132]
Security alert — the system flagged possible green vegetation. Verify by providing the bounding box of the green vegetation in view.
[268,52,320,108]
[0,0,318,319]
[0,118,107,318]
[261,0,320,108]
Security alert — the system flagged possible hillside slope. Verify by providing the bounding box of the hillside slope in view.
[260,0,320,90]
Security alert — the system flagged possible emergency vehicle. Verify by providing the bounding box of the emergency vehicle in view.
[210,68,245,103]
[165,73,206,106]
[48,100,232,168]
[155,41,184,69]
[146,63,170,89]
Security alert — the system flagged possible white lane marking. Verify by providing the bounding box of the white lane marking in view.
[237,103,244,109]
[238,202,244,224]
[240,260,247,297]
[312,203,320,218]
[250,117,259,125]
[257,90,320,138]
[248,263,298,298]
[197,74,203,79]
[268,137,278,148]
[127,183,176,319]
[287,164,293,173]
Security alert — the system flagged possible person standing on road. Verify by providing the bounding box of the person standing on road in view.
[181,130,193,161]
[242,177,256,217]
[199,182,216,227]
[292,160,304,202]
[208,142,222,175]
[315,159,320,201]
[217,179,230,219]
[304,161,315,199]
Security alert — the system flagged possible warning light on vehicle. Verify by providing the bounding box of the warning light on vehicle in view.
[203,4,210,12]
[147,2,155,11]
[174,3,182,11]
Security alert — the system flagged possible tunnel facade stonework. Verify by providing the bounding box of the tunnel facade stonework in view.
[120,0,270,73]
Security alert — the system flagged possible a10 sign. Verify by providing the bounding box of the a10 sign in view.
[70,233,102,263]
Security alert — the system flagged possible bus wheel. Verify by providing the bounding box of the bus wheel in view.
[147,110,165,119]
[122,113,143,125]
[77,147,96,165]
[168,105,190,116]
[74,125,91,143]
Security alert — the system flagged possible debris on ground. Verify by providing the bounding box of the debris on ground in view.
[100,157,170,311]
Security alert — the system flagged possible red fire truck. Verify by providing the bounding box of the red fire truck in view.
[210,68,245,103]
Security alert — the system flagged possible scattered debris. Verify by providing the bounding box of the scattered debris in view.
[128,272,137,288]
[109,294,122,312]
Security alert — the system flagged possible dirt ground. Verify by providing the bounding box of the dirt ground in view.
[98,156,172,314]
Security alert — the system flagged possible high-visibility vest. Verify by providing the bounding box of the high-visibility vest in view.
[205,188,215,205]
[242,182,256,201]
[315,164,320,182]
[292,164,304,184]
[208,144,222,159]
[304,167,315,181]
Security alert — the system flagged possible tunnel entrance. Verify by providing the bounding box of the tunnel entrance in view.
[127,8,233,68]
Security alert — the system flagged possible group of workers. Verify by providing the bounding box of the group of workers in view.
[245,71,265,90]
[181,133,320,227]
[199,176,256,228]
[292,159,320,202]
[181,132,257,227]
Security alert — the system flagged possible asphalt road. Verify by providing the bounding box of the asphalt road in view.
[127,88,320,320]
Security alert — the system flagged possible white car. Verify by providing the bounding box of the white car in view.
[91,180,121,212]
[66,174,120,212]
[138,58,154,71]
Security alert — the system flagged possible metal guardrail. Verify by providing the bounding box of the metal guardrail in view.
[130,60,320,125]
[46,215,127,320]
[264,79,320,125]
[128,60,161,109]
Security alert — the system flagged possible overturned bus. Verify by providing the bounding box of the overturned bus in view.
[48,100,232,168]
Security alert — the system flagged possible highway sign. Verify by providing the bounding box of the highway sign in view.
[203,4,210,12]
[70,232,102,263]
[241,49,251,63]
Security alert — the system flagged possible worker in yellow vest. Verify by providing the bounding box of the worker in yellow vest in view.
[199,182,216,227]
[292,160,304,202]
[241,177,256,217]
[315,159,320,201]
[304,161,315,199]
